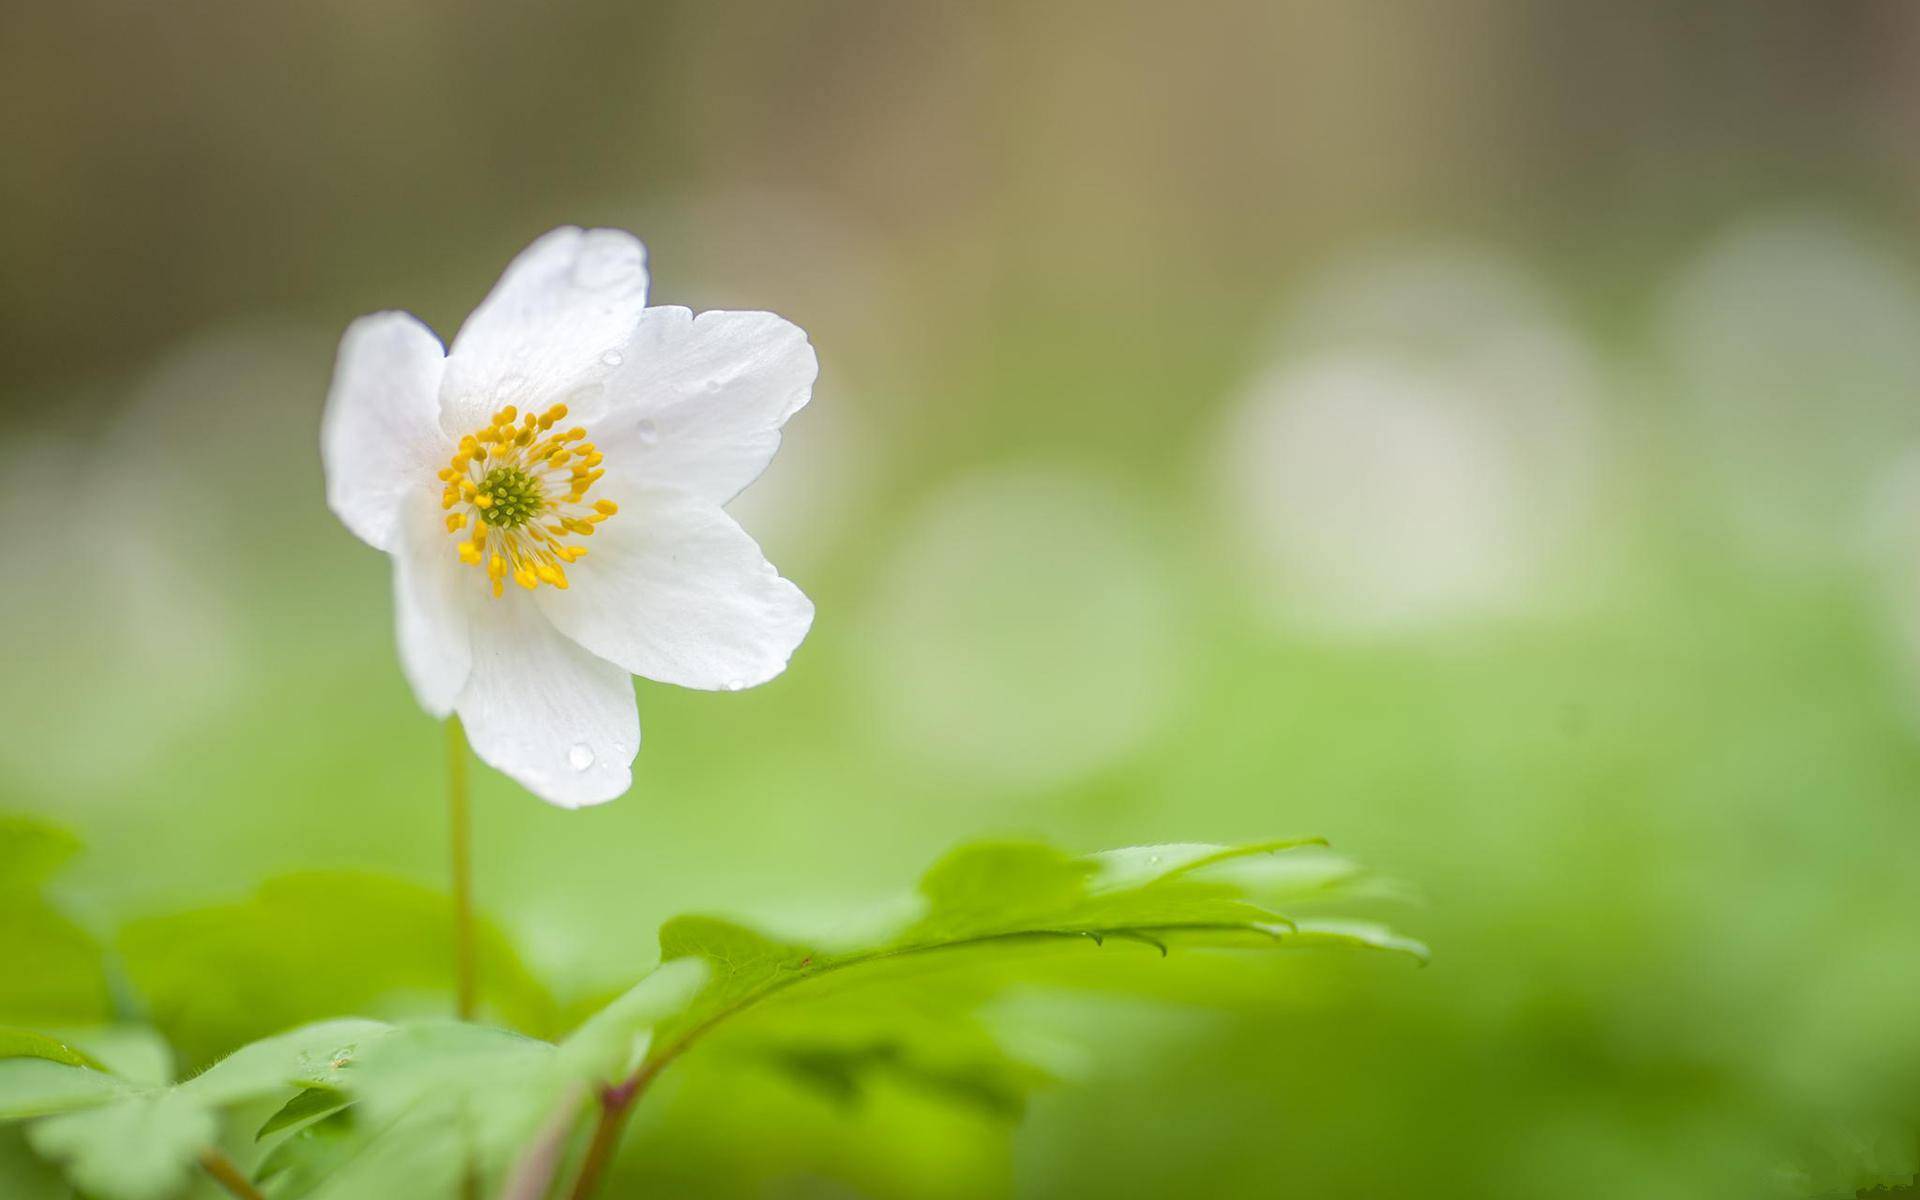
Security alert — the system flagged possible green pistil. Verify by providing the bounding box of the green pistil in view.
[479,465,544,528]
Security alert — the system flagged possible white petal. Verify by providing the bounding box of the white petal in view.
[592,308,816,504]
[321,312,448,552]
[393,492,475,716]
[440,228,649,437]
[456,594,639,808]
[536,486,814,691]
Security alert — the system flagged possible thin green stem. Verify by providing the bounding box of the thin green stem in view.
[446,717,477,1022]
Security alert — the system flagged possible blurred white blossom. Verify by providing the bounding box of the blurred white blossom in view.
[1661,212,1920,562]
[1214,243,1609,635]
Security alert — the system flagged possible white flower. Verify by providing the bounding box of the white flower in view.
[322,228,816,807]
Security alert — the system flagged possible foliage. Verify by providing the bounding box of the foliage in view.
[0,816,1417,1198]
[0,816,112,1027]
[120,871,561,1069]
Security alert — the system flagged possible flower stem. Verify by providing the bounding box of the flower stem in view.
[567,1074,653,1200]
[446,716,477,1022]
[199,1150,265,1200]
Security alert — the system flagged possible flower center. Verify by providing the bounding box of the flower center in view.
[438,402,618,597]
[477,465,543,528]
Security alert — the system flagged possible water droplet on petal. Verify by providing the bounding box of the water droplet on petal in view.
[634,418,659,445]
[601,350,624,367]
[704,379,723,393]
[723,679,745,692]
[1147,854,1162,866]
[567,742,595,771]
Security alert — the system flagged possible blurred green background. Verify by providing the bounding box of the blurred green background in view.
[6,1,1920,1196]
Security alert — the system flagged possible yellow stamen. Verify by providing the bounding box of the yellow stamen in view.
[436,407,618,598]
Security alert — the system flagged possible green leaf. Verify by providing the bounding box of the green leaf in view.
[25,1091,214,1200]
[0,1125,69,1200]
[39,836,1413,1198]
[728,993,1053,1120]
[0,1018,391,1200]
[0,816,111,1026]
[257,1086,348,1139]
[556,956,708,1083]
[1285,918,1433,963]
[178,1018,390,1106]
[657,917,816,1038]
[39,1026,173,1087]
[255,1104,357,1194]
[637,837,1419,1118]
[292,1023,568,1199]
[120,871,559,1068]
[1085,837,1331,891]
[0,817,80,890]
[0,1059,127,1120]
[247,967,711,1198]
[906,842,1095,941]
[0,1028,108,1073]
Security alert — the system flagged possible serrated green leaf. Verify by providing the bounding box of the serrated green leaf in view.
[1,1018,391,1200]
[629,835,1415,1130]
[1286,918,1431,963]
[906,842,1095,941]
[120,871,558,1068]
